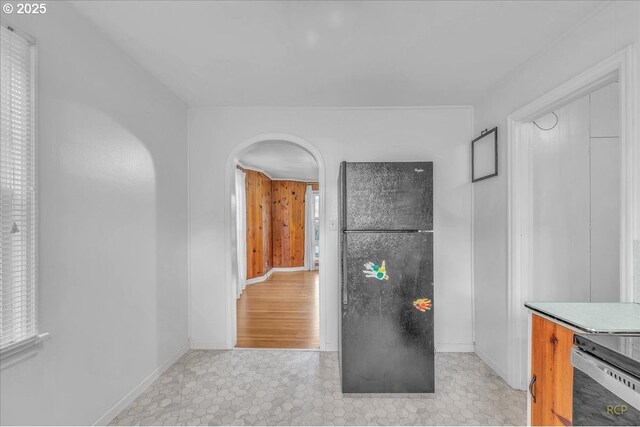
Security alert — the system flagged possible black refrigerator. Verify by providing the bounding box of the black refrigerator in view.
[339,161,434,393]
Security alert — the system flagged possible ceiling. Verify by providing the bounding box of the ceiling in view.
[238,141,319,181]
[71,1,602,107]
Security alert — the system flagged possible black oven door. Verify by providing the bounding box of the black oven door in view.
[572,348,640,426]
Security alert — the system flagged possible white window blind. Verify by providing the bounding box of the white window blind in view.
[1,25,37,351]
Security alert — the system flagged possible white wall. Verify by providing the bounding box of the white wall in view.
[589,83,620,303]
[189,107,474,352]
[530,83,620,303]
[530,97,591,302]
[472,1,640,382]
[0,2,189,425]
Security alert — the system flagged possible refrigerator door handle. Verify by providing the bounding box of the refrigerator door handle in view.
[342,272,348,305]
[342,286,348,305]
[342,237,348,305]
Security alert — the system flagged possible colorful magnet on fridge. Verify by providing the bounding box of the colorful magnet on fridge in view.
[363,260,389,281]
[413,298,432,312]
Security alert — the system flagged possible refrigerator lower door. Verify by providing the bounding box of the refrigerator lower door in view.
[341,231,434,393]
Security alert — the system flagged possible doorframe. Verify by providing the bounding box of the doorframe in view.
[312,189,320,268]
[224,133,327,351]
[506,45,639,390]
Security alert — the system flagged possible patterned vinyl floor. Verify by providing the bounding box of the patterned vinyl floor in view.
[109,350,526,426]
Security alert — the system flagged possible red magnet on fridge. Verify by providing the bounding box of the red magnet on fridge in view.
[413,298,432,312]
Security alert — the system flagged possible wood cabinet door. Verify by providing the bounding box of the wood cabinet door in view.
[530,314,574,426]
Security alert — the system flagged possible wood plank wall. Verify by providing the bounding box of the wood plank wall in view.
[271,180,307,268]
[245,170,273,279]
[243,166,316,277]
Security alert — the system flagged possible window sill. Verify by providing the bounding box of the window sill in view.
[0,333,50,370]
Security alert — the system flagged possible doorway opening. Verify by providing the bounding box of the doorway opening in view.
[506,46,638,390]
[528,82,621,303]
[228,137,324,350]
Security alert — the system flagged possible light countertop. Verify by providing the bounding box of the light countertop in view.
[525,302,640,334]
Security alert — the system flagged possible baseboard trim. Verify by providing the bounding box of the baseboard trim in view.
[245,268,274,285]
[272,266,307,272]
[436,343,474,352]
[234,347,320,352]
[245,266,309,285]
[93,341,190,426]
[190,341,227,350]
[190,342,473,353]
[474,344,509,383]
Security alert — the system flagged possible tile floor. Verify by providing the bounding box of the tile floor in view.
[110,350,526,426]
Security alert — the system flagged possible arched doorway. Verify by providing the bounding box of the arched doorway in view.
[224,133,326,350]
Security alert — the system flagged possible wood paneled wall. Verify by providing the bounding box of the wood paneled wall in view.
[243,168,313,277]
[271,181,307,268]
[245,170,272,279]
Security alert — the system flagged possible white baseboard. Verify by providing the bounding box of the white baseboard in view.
[93,341,190,426]
[190,341,475,354]
[324,342,338,352]
[245,268,274,285]
[190,341,227,350]
[234,347,320,352]
[245,266,308,285]
[272,266,307,272]
[474,344,509,383]
[193,343,469,353]
[436,343,474,352]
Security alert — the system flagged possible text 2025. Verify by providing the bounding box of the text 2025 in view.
[16,3,47,14]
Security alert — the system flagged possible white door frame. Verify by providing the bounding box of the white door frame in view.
[224,133,327,350]
[506,45,639,390]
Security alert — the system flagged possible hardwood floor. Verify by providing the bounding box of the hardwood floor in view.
[236,271,319,349]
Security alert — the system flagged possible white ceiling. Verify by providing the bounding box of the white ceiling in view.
[238,140,319,181]
[71,1,602,107]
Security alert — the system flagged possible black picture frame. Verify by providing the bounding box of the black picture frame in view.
[471,127,498,183]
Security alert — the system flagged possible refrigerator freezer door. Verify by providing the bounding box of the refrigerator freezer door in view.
[343,162,433,231]
[341,231,434,393]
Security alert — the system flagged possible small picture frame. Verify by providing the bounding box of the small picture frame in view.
[472,127,498,182]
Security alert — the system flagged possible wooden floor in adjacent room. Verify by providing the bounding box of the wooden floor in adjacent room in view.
[236,271,319,349]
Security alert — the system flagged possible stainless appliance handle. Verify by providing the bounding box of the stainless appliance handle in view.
[342,265,348,305]
[342,236,348,305]
[572,348,640,411]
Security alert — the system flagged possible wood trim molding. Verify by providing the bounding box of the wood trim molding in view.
[236,161,319,183]
[236,161,275,180]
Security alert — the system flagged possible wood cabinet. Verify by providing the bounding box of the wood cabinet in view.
[530,314,574,426]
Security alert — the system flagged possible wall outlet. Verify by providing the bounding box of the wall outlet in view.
[329,217,338,231]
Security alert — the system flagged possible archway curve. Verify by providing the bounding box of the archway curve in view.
[224,133,327,350]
